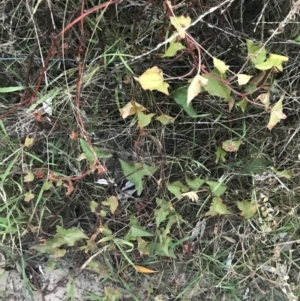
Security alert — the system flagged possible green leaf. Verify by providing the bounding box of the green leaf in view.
[206,180,227,197]
[90,201,98,213]
[155,229,176,258]
[236,98,248,113]
[203,73,231,100]
[102,196,119,214]
[237,200,257,219]
[80,138,95,167]
[162,36,185,57]
[156,114,175,125]
[154,198,173,227]
[165,213,182,231]
[100,222,112,237]
[241,155,269,175]
[295,35,300,42]
[186,177,204,190]
[215,146,226,163]
[125,216,154,240]
[104,287,121,301]
[86,260,110,277]
[66,281,75,301]
[167,181,188,199]
[0,86,24,93]
[155,207,169,228]
[247,40,267,64]
[206,197,231,216]
[171,86,197,117]
[245,84,257,93]
[126,224,153,240]
[31,243,58,255]
[42,181,53,191]
[119,159,157,195]
[222,139,242,152]
[137,237,151,255]
[159,235,175,257]
[270,167,293,179]
[56,226,88,246]
[167,183,181,199]
[137,111,155,128]
[255,53,289,72]
[94,147,112,159]
[31,235,68,257]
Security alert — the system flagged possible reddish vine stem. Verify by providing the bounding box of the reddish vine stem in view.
[24,42,39,94]
[33,35,58,97]
[0,0,121,120]
[74,0,86,136]
[35,0,120,97]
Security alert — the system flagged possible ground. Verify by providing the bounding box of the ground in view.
[0,0,300,300]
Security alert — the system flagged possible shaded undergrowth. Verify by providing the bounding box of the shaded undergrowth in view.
[0,0,300,300]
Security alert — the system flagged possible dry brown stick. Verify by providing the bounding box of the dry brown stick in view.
[24,42,39,94]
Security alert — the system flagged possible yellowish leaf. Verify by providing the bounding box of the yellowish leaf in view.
[24,192,34,202]
[237,74,252,85]
[119,101,146,119]
[267,95,286,130]
[256,93,270,110]
[102,196,119,214]
[100,210,106,217]
[237,201,257,219]
[90,201,98,213]
[24,136,34,147]
[228,96,235,112]
[137,111,155,128]
[269,54,289,72]
[42,181,53,191]
[187,74,208,104]
[135,265,157,274]
[137,237,150,255]
[222,139,242,152]
[255,53,289,72]
[54,248,66,258]
[134,66,169,95]
[24,171,34,182]
[206,197,231,216]
[156,114,175,125]
[76,153,86,161]
[270,167,293,179]
[213,57,229,74]
[162,36,185,57]
[170,15,191,38]
[56,179,63,187]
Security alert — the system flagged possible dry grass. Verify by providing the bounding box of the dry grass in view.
[0,0,299,300]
